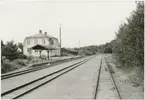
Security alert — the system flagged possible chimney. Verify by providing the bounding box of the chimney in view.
[39,30,42,34]
[44,32,47,35]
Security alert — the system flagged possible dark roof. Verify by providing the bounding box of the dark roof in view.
[30,44,58,50]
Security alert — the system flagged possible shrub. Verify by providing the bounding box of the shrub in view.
[1,62,13,74]
[104,46,112,53]
[1,60,20,74]
[27,56,34,61]
[18,54,27,59]
[1,59,29,74]
[13,59,29,66]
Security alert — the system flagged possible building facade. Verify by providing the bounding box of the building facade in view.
[23,30,60,58]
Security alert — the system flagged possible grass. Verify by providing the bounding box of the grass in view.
[106,54,144,91]
[128,67,144,90]
[1,59,29,74]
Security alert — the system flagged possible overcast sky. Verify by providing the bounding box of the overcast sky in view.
[0,0,136,48]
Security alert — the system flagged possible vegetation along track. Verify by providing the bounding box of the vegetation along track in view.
[1,57,82,80]
[93,55,122,99]
[1,56,93,99]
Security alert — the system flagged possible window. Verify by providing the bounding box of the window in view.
[49,38,53,45]
[27,39,30,45]
[34,39,38,44]
[42,39,45,44]
[35,50,38,52]
[27,48,31,54]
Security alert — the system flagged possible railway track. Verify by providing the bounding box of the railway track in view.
[104,56,122,99]
[1,56,93,99]
[93,55,122,99]
[93,56,102,99]
[1,56,82,80]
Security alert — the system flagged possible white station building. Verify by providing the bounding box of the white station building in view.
[23,30,60,58]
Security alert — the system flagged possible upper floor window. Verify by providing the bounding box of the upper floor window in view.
[42,38,45,44]
[27,39,30,45]
[34,39,38,44]
[49,38,53,45]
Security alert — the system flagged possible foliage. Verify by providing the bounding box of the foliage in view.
[1,40,5,64]
[104,46,112,53]
[1,40,28,73]
[113,2,144,69]
[1,40,26,60]
[1,59,29,74]
[2,40,19,60]
[13,59,29,66]
[27,55,34,61]
[18,53,27,59]
[75,45,98,55]
[97,41,113,53]
[1,60,15,74]
[96,2,144,71]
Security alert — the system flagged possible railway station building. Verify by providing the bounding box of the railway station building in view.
[23,30,60,59]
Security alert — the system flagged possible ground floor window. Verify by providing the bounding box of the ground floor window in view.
[27,48,32,54]
[35,50,38,52]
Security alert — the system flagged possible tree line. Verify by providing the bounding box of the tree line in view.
[113,2,144,70]
[99,2,144,70]
[76,2,144,70]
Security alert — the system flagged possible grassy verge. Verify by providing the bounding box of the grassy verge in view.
[1,56,84,74]
[1,59,29,74]
[106,54,144,91]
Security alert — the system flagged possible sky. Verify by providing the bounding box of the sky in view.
[0,0,136,48]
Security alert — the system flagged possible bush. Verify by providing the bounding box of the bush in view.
[13,59,29,66]
[2,62,13,74]
[104,46,112,53]
[1,60,20,74]
[27,56,34,61]
[1,58,29,74]
[18,54,27,59]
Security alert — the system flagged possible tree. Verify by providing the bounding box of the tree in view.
[3,40,19,60]
[113,1,144,69]
[1,40,5,56]
[1,40,5,64]
[104,46,112,53]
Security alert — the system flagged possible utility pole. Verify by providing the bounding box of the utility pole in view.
[79,40,80,48]
[78,40,80,55]
[59,23,61,56]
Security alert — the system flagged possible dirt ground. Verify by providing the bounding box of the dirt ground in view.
[105,54,144,99]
